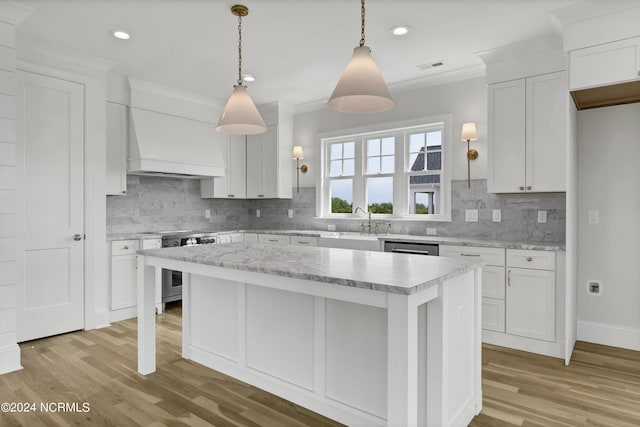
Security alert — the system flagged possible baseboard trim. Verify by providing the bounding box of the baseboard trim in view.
[94,309,111,329]
[577,320,640,351]
[0,344,22,375]
[109,307,137,323]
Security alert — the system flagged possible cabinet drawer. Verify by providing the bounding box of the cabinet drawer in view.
[440,245,505,266]
[258,234,291,245]
[483,266,506,299]
[141,238,161,250]
[112,240,139,255]
[507,249,555,270]
[290,236,318,247]
[482,298,505,333]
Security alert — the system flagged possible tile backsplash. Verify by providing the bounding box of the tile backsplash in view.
[107,176,565,244]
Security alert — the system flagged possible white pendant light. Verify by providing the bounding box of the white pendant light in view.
[216,4,267,135]
[327,0,395,113]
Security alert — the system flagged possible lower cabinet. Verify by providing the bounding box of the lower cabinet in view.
[258,234,291,245]
[290,236,318,247]
[111,240,139,312]
[506,250,555,342]
[441,245,562,357]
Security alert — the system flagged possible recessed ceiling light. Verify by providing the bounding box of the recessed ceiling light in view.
[243,74,255,82]
[390,25,412,37]
[111,30,130,40]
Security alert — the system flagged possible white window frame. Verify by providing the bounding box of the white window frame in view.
[316,115,452,222]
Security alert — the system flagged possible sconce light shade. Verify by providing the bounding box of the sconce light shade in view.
[327,46,395,113]
[461,122,478,142]
[292,145,304,160]
[216,85,267,135]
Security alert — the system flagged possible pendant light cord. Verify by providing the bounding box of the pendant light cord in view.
[359,0,365,47]
[237,14,243,85]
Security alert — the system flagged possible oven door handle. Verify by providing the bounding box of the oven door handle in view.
[390,248,432,256]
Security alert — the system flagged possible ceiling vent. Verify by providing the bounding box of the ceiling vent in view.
[417,60,446,71]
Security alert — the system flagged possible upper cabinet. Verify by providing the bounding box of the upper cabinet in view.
[569,37,640,91]
[488,71,568,193]
[202,102,293,199]
[201,134,246,199]
[106,102,128,195]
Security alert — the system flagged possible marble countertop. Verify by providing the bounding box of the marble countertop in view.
[139,242,481,295]
[108,229,564,251]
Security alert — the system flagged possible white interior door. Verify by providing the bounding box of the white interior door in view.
[16,71,85,342]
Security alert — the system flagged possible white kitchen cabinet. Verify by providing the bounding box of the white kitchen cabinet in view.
[258,234,291,245]
[570,37,640,90]
[110,239,139,311]
[246,102,293,199]
[440,245,506,332]
[488,71,567,193]
[290,236,318,247]
[505,249,555,342]
[106,102,128,195]
[201,134,246,199]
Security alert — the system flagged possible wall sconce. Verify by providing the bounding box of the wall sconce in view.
[292,146,308,193]
[461,122,478,188]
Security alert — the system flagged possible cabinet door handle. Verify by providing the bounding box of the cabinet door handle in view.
[297,241,309,244]
[228,194,235,198]
[508,270,511,286]
[519,186,524,191]
[526,256,533,262]
[268,239,279,242]
[460,253,480,257]
[527,186,532,190]
[123,246,129,250]
[258,194,264,198]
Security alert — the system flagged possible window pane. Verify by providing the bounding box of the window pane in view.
[426,131,442,147]
[409,153,419,169]
[367,139,380,156]
[426,151,442,171]
[330,144,342,160]
[343,159,355,176]
[408,149,425,172]
[381,137,394,155]
[343,141,355,158]
[410,133,425,153]
[330,160,342,177]
[381,156,394,173]
[367,157,380,174]
[408,175,440,215]
[330,179,353,213]
[367,176,393,214]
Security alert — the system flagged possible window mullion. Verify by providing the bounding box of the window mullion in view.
[352,137,365,210]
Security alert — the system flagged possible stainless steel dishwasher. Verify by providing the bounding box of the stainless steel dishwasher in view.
[383,240,439,256]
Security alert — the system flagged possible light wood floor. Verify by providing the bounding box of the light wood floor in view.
[1,303,638,427]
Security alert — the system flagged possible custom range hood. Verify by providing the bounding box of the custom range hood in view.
[127,77,226,178]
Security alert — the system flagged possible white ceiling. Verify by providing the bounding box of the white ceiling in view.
[14,0,588,110]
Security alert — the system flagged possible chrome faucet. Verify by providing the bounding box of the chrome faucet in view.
[355,206,375,234]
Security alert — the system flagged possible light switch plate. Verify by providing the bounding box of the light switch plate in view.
[465,209,478,222]
[588,210,599,224]
[205,209,211,219]
[426,228,437,236]
[327,224,336,231]
[256,209,261,218]
[287,209,293,218]
[537,210,547,223]
[492,209,501,222]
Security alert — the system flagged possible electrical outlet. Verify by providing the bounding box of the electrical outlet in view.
[256,209,261,218]
[426,228,437,236]
[537,210,547,223]
[492,209,501,222]
[588,210,599,224]
[465,209,478,222]
[205,209,211,219]
[327,224,336,231]
[587,280,602,296]
[287,209,293,218]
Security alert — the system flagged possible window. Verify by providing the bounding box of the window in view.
[319,116,451,221]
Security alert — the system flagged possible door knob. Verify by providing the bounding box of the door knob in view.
[73,234,83,241]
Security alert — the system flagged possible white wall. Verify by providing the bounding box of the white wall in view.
[292,77,487,187]
[577,103,640,350]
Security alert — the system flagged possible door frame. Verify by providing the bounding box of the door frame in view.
[17,52,111,333]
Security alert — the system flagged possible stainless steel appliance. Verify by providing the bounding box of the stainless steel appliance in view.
[383,240,439,256]
[160,231,218,303]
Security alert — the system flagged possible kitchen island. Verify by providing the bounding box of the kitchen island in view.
[137,242,482,427]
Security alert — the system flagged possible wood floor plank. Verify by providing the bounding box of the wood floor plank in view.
[1,302,639,426]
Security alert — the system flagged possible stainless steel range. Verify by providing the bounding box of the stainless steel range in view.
[160,231,218,303]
